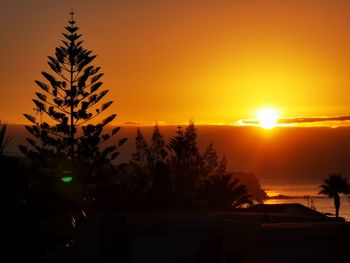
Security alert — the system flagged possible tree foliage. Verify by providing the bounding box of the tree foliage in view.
[0,121,11,157]
[131,128,150,170]
[19,13,126,176]
[319,173,350,218]
[201,157,253,209]
[166,122,204,199]
[202,142,218,177]
[167,126,192,199]
[149,123,168,167]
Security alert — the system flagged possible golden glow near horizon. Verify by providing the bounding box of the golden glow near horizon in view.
[257,108,280,129]
[265,190,281,198]
[2,1,350,125]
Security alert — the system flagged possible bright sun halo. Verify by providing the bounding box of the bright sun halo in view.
[257,108,279,129]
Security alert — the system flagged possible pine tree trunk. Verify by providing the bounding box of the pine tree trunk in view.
[70,62,75,162]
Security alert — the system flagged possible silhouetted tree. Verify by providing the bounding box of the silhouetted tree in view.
[185,121,199,156]
[0,122,24,215]
[202,142,218,178]
[184,121,203,181]
[151,161,173,208]
[167,126,186,171]
[0,122,30,260]
[0,122,20,212]
[19,12,126,182]
[168,126,187,161]
[167,122,205,205]
[167,126,192,202]
[149,123,168,168]
[130,128,151,193]
[233,172,268,202]
[15,17,129,258]
[153,161,172,193]
[319,173,350,218]
[131,128,150,169]
[0,121,11,157]
[200,157,253,209]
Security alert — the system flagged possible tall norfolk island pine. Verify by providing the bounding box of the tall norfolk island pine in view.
[20,13,126,179]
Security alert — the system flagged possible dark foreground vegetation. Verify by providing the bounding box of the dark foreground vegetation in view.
[0,14,260,261]
[2,118,264,260]
[2,13,349,262]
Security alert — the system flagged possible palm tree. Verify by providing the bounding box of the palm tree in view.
[319,174,350,218]
[201,158,253,209]
[202,174,253,209]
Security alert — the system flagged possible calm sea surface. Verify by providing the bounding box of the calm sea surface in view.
[264,196,350,221]
[261,182,350,221]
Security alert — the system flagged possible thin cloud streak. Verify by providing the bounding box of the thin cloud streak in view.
[238,115,350,127]
[278,115,350,124]
[116,116,350,127]
[121,120,236,126]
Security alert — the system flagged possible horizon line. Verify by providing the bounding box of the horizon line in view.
[4,121,350,128]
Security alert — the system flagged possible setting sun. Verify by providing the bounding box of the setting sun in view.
[257,108,279,129]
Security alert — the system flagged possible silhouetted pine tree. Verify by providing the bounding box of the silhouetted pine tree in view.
[167,126,187,173]
[19,12,126,180]
[131,128,150,170]
[0,121,11,157]
[167,126,189,201]
[151,161,173,208]
[16,14,128,257]
[167,122,203,205]
[0,121,23,216]
[202,142,218,177]
[149,123,168,167]
[184,121,203,187]
[217,157,228,177]
[184,121,202,164]
[128,128,151,194]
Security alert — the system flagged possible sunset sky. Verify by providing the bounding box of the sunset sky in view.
[1,0,350,125]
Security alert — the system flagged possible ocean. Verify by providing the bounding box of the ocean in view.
[265,196,350,221]
[262,184,350,221]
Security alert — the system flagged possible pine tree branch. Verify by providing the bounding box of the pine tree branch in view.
[46,129,66,139]
[63,57,71,65]
[73,68,84,79]
[44,100,70,114]
[56,71,70,82]
[81,81,94,90]
[44,88,65,99]
[60,62,72,73]
[76,90,107,106]
[39,108,65,124]
[73,116,80,126]
[75,115,97,126]
[76,91,94,103]
[75,110,104,126]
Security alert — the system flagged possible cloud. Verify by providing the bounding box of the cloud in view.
[122,120,179,126]
[238,115,350,127]
[123,121,144,125]
[277,116,350,124]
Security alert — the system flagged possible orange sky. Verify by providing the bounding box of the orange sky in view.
[1,0,350,125]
